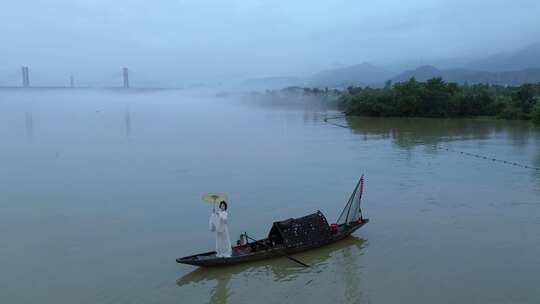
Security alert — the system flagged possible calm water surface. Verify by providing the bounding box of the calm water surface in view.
[1,90,539,304]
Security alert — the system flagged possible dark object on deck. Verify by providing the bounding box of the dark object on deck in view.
[268,211,332,248]
[177,176,369,267]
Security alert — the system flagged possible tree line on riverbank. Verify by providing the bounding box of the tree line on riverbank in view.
[339,77,540,125]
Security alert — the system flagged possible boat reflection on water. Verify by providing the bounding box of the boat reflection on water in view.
[176,236,367,304]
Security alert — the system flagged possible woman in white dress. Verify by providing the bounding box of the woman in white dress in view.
[209,201,232,258]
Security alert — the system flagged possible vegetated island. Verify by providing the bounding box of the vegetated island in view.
[339,77,540,125]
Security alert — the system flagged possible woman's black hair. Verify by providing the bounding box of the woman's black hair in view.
[219,201,228,210]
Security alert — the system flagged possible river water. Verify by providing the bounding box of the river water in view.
[1,90,539,304]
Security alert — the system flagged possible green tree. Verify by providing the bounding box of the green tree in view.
[342,78,538,121]
[488,95,510,116]
[512,84,535,117]
[532,98,540,125]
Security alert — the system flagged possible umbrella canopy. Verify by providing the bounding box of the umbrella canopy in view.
[201,192,228,204]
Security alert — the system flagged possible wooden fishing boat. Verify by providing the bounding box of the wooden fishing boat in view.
[177,176,369,267]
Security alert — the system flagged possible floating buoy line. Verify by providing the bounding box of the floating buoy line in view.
[434,145,540,171]
[323,115,540,171]
[323,115,349,128]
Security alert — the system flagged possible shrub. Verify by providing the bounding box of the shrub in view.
[532,99,540,125]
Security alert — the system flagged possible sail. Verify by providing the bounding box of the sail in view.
[336,176,365,225]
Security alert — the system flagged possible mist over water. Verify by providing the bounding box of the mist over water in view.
[0,90,539,303]
[2,0,540,86]
[2,0,540,302]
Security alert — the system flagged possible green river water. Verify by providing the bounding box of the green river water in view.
[1,90,539,303]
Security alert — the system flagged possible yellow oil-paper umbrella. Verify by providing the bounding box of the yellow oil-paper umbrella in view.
[202,192,228,211]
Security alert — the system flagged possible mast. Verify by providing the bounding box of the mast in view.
[337,175,364,225]
[344,179,360,223]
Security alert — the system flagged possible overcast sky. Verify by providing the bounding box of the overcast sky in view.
[1,0,539,86]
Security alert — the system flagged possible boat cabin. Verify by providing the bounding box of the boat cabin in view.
[268,211,332,248]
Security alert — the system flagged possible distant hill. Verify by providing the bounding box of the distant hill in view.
[251,43,540,90]
[243,76,304,89]
[391,65,540,86]
[468,42,540,72]
[309,62,392,87]
[391,65,478,83]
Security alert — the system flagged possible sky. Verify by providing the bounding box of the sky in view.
[1,0,539,86]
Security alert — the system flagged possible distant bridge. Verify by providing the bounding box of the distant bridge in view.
[0,66,183,91]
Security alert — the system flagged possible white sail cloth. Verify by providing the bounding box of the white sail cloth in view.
[209,210,232,258]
